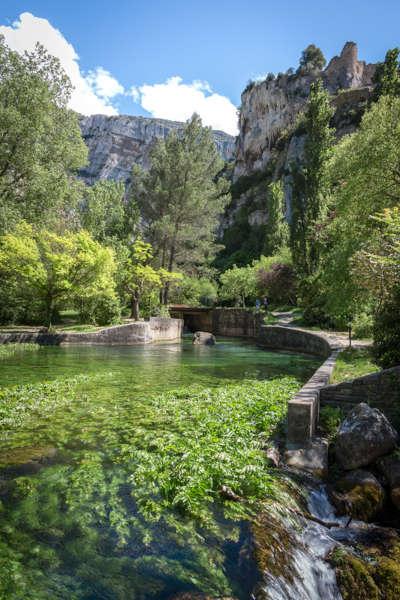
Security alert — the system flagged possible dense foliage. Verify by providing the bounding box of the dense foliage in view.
[298,44,326,71]
[132,114,230,303]
[0,37,87,233]
[0,224,118,325]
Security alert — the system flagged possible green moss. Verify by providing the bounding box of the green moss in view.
[330,548,380,600]
[375,557,400,599]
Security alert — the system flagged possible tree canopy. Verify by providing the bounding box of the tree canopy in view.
[0,37,87,233]
[132,114,230,302]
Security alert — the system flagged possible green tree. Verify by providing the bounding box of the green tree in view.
[263,180,289,256]
[319,96,400,321]
[289,79,334,276]
[132,114,230,303]
[0,37,87,233]
[79,180,140,245]
[120,239,181,320]
[372,47,400,101]
[219,265,257,307]
[0,224,118,326]
[169,276,218,307]
[299,44,326,71]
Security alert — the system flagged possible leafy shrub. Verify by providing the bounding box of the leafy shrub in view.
[257,263,296,305]
[77,293,121,326]
[170,276,218,307]
[352,312,373,339]
[319,406,344,438]
[372,287,400,368]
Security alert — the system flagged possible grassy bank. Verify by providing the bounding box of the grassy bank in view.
[331,348,379,383]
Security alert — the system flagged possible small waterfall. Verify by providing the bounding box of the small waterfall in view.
[258,479,383,600]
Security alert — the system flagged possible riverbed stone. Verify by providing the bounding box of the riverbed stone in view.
[335,403,398,470]
[376,453,400,510]
[284,438,328,477]
[192,331,216,345]
[330,469,385,521]
[0,446,58,476]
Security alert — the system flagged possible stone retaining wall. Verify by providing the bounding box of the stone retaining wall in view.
[320,366,400,429]
[258,325,332,358]
[212,308,263,338]
[0,318,183,346]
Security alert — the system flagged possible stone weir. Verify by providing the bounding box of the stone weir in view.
[0,318,183,346]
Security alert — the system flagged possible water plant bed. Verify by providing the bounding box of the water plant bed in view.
[0,339,319,598]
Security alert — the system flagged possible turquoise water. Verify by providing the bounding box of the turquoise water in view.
[0,339,319,599]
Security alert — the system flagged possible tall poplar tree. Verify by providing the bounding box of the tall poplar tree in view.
[0,37,87,232]
[289,79,334,276]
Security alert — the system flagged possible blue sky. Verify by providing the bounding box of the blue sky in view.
[0,1,399,134]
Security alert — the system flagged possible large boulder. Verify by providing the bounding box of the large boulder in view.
[330,469,385,521]
[192,331,216,346]
[377,453,400,510]
[335,403,397,470]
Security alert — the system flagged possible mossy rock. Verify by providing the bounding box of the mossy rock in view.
[374,556,400,599]
[331,470,385,521]
[330,549,380,600]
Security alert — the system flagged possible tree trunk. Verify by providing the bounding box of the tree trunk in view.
[130,293,140,320]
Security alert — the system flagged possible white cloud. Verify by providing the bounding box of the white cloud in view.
[0,12,124,115]
[86,67,124,100]
[131,76,238,135]
[0,12,238,134]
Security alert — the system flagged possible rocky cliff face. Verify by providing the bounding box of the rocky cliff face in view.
[234,42,375,180]
[217,43,376,266]
[79,114,235,185]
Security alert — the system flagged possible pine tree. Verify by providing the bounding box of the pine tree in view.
[131,114,230,303]
[289,79,334,276]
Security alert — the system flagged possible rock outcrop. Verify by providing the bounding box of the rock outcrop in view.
[192,331,216,345]
[219,42,376,257]
[79,115,235,185]
[234,42,375,181]
[335,403,398,470]
[330,469,385,521]
[377,453,400,510]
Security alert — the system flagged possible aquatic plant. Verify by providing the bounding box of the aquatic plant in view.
[0,371,299,598]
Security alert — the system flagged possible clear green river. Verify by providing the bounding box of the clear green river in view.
[0,338,319,599]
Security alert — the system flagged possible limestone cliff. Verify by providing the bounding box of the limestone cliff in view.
[234,42,375,180]
[217,42,376,267]
[79,114,235,185]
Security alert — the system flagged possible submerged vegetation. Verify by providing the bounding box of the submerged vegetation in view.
[0,348,301,598]
[0,343,39,360]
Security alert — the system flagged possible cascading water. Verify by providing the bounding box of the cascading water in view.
[258,475,388,600]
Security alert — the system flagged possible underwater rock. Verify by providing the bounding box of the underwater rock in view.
[330,469,385,521]
[265,443,281,468]
[192,331,216,345]
[284,438,328,478]
[335,403,398,470]
[377,453,400,510]
[0,446,58,476]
